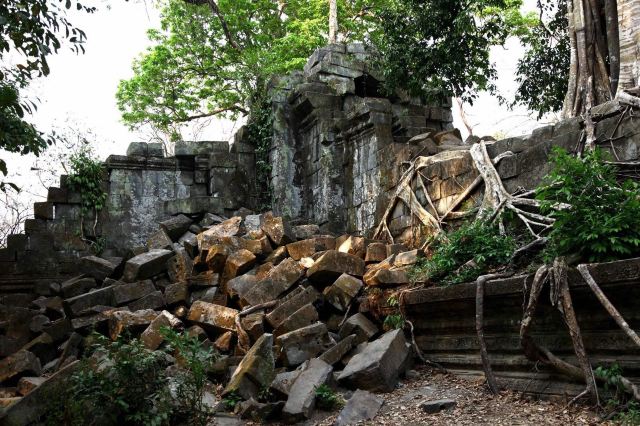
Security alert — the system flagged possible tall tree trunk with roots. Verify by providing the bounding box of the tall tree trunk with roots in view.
[329,0,338,44]
[563,0,639,118]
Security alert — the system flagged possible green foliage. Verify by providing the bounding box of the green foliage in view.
[536,148,640,263]
[116,0,387,138]
[383,313,405,331]
[162,327,218,425]
[372,0,529,104]
[315,384,342,410]
[595,364,640,424]
[595,363,624,396]
[45,333,172,426]
[386,295,399,307]
[408,220,516,286]
[222,391,243,411]
[512,0,569,118]
[616,402,640,425]
[66,150,106,216]
[246,96,274,211]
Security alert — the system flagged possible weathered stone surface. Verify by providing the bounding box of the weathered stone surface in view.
[237,398,283,422]
[60,276,97,298]
[147,229,173,250]
[113,280,156,305]
[140,311,180,350]
[0,350,41,383]
[164,282,189,305]
[241,312,264,343]
[271,368,302,396]
[420,398,456,414]
[265,246,288,265]
[323,274,363,311]
[364,269,409,287]
[187,301,238,331]
[282,358,333,423]
[242,258,305,306]
[79,256,116,281]
[276,322,332,367]
[223,249,256,280]
[167,246,193,283]
[286,237,336,261]
[334,389,384,426]
[339,313,378,344]
[394,250,422,267]
[214,331,234,352]
[188,271,219,288]
[160,214,192,241]
[197,217,244,250]
[336,236,366,258]
[265,286,320,328]
[16,377,46,396]
[338,329,410,392]
[123,249,173,282]
[205,244,230,272]
[227,274,259,300]
[293,224,320,240]
[307,251,365,284]
[63,286,116,316]
[178,231,198,257]
[365,242,387,263]
[108,309,158,340]
[224,334,275,400]
[273,304,318,337]
[262,213,295,246]
[128,291,165,311]
[319,334,356,365]
[386,244,408,257]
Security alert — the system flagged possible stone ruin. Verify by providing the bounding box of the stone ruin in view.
[1,43,640,423]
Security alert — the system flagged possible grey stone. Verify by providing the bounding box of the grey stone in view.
[319,334,356,365]
[338,329,411,392]
[0,350,41,383]
[224,334,275,400]
[147,229,173,250]
[276,322,333,367]
[159,214,192,241]
[128,291,165,311]
[420,398,456,414]
[242,258,305,306]
[265,285,320,328]
[323,274,363,311]
[271,368,302,396]
[261,212,295,246]
[163,282,189,305]
[282,358,333,423]
[113,280,156,305]
[79,256,116,281]
[339,313,378,344]
[273,303,319,337]
[60,276,97,299]
[307,251,365,284]
[108,309,158,340]
[123,249,173,282]
[63,286,116,317]
[334,389,384,426]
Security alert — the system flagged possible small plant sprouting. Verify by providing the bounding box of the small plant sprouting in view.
[383,313,405,331]
[315,384,342,410]
[222,391,243,411]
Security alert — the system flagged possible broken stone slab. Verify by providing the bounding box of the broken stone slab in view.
[128,291,165,311]
[237,398,283,422]
[147,229,173,250]
[41,318,72,342]
[393,249,422,267]
[140,311,181,350]
[60,276,97,299]
[197,217,244,250]
[214,331,234,352]
[282,358,333,423]
[323,274,363,311]
[16,377,46,396]
[164,282,189,305]
[189,287,220,305]
[242,258,305,306]
[79,256,116,281]
[178,231,198,258]
[293,224,320,240]
[270,368,303,396]
[286,237,336,261]
[420,398,456,414]
[29,315,50,334]
[338,329,411,392]
[336,236,367,258]
[205,243,230,272]
[222,249,256,280]
[160,214,192,241]
[113,280,156,305]
[364,268,409,287]
[265,286,320,328]
[63,285,116,317]
[187,301,238,332]
[365,242,387,264]
[240,312,264,343]
[339,313,378,344]
[123,249,173,282]
[273,304,319,337]
[334,389,384,426]
[188,271,219,288]
[307,251,365,284]
[223,334,275,400]
[386,243,408,257]
[167,246,193,283]
[108,309,158,340]
[261,212,295,246]
[0,360,80,426]
[276,322,333,367]
[265,245,288,265]
[319,334,356,366]
[0,350,41,383]
[54,332,82,371]
[227,274,259,300]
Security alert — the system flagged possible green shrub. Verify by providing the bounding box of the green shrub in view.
[45,333,172,426]
[315,384,342,410]
[161,328,218,425]
[536,148,640,263]
[222,391,243,411]
[383,313,405,331]
[408,220,516,286]
[66,150,107,216]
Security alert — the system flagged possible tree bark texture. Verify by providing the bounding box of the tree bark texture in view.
[616,0,640,93]
[329,0,338,44]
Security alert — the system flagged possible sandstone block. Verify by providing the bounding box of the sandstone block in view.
[17,377,46,396]
[160,214,192,241]
[306,251,365,284]
[60,276,97,299]
[113,280,156,305]
[319,334,356,365]
[273,304,318,337]
[79,256,116,281]
[63,286,116,317]
[214,331,234,352]
[197,217,244,250]
[108,309,158,340]
[178,231,198,258]
[128,291,165,311]
[265,246,288,265]
[0,350,41,383]
[337,329,410,392]
[276,322,332,367]
[334,389,384,426]
[205,244,230,272]
[241,312,265,343]
[262,213,295,246]
[323,273,363,311]
[222,249,256,280]
[365,242,387,263]
[187,301,238,332]
[394,249,422,267]
[336,236,366,258]
[265,286,320,328]
[123,249,173,282]
[293,224,320,240]
[223,334,275,400]
[242,258,305,306]
[286,237,336,261]
[147,229,173,250]
[282,358,333,423]
[141,311,180,350]
[164,282,189,305]
[339,313,378,344]
[365,269,409,287]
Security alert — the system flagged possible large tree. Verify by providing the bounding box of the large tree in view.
[116,0,384,140]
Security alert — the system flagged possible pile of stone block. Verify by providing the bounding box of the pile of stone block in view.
[0,210,422,424]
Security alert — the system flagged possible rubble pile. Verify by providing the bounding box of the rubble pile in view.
[0,211,423,424]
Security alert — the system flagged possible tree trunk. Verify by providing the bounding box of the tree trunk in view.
[616,0,640,93]
[329,0,338,44]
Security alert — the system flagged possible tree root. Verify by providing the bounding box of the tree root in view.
[475,271,514,394]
